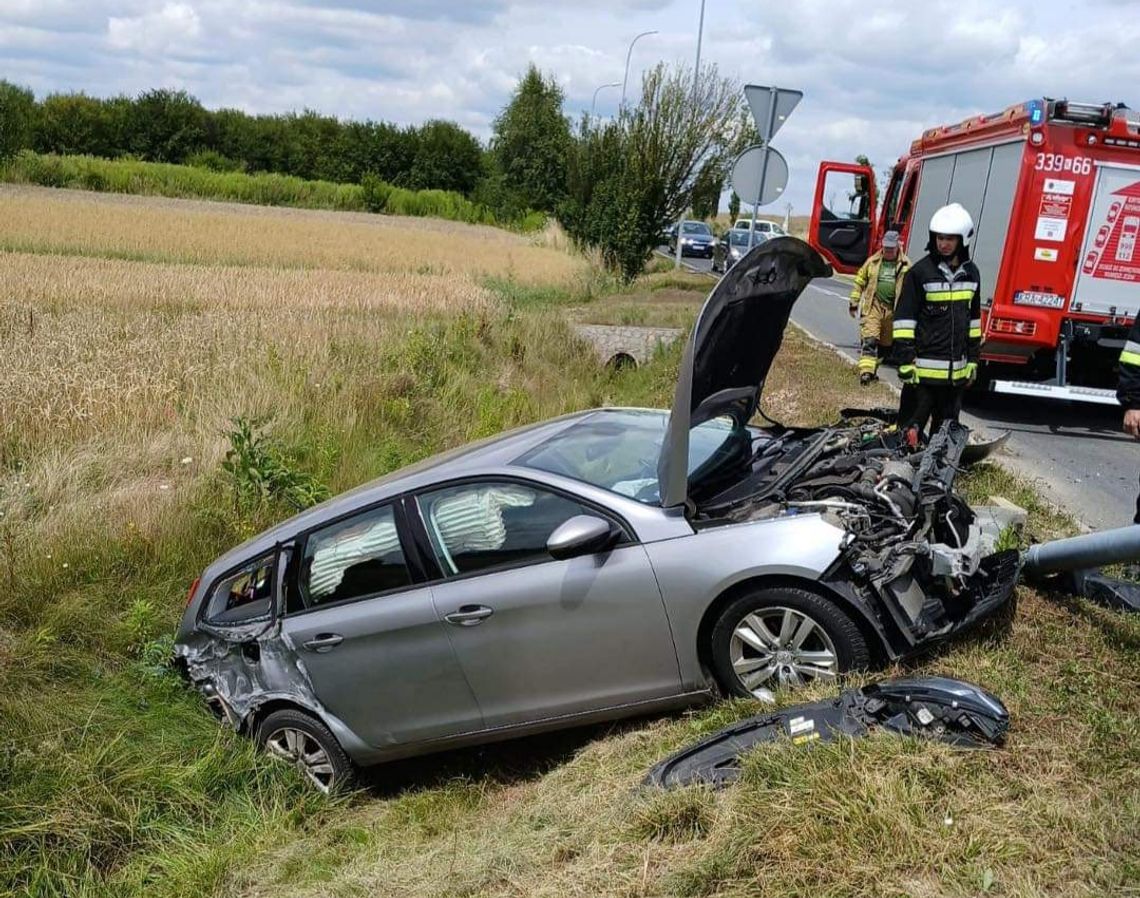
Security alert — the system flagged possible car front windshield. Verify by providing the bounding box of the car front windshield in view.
[682,222,711,235]
[515,410,744,505]
[729,230,754,246]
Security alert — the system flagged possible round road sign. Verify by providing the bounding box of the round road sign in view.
[730,145,789,207]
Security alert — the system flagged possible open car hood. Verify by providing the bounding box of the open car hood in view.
[658,237,832,509]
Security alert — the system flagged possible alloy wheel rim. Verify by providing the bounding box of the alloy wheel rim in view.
[729,606,838,698]
[264,727,335,793]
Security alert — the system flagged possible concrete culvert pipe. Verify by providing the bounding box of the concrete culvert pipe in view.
[1022,525,1140,575]
[607,352,637,371]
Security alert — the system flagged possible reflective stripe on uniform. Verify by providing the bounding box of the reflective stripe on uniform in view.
[893,317,916,339]
[1121,339,1140,366]
[915,357,969,370]
[925,289,975,302]
[970,317,982,338]
[916,366,973,382]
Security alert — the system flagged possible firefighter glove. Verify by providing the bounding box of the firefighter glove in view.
[965,361,978,384]
[848,304,858,319]
[898,364,918,384]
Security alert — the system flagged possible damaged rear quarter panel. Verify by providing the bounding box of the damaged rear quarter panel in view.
[174,617,375,763]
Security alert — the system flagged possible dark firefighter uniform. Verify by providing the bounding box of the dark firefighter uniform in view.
[1118,316,1140,524]
[892,254,982,435]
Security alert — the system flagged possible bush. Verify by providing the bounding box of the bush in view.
[186,149,246,172]
[221,416,329,512]
[360,172,392,212]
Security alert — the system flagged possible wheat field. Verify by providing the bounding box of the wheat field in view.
[0,186,583,282]
[0,189,583,557]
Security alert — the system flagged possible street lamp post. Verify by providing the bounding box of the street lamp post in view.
[620,30,659,109]
[590,81,621,119]
[675,1,706,269]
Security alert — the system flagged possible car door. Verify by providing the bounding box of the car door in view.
[412,478,682,730]
[279,500,483,748]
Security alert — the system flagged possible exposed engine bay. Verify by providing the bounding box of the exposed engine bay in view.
[694,415,1020,648]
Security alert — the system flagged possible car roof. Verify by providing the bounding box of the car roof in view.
[198,409,609,581]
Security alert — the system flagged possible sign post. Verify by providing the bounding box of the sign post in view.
[738,85,802,247]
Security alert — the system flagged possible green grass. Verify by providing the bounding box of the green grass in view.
[4,272,1139,897]
[0,152,546,231]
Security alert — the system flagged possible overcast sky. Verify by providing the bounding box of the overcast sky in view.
[3,0,1139,210]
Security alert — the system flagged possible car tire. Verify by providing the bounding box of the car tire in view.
[256,708,357,794]
[709,585,870,699]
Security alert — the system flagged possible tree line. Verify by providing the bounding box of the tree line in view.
[0,81,486,195]
[1,63,750,280]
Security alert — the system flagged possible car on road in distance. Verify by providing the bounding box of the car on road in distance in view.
[175,239,1019,792]
[668,220,716,258]
[713,228,768,273]
[733,218,788,237]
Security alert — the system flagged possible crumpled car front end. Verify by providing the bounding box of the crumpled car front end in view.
[693,416,1020,658]
[662,238,1019,659]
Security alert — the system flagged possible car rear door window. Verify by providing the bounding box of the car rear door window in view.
[300,504,412,607]
[415,481,600,577]
[205,555,276,624]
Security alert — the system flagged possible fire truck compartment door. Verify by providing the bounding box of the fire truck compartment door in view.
[1071,164,1140,319]
[809,161,876,274]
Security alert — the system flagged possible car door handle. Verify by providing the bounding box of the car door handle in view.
[445,605,494,626]
[302,633,344,652]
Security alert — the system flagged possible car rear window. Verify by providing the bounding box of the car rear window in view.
[204,555,275,624]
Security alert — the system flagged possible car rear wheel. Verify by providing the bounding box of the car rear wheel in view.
[709,586,870,700]
[257,708,356,794]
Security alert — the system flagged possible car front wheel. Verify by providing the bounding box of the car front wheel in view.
[257,708,356,794]
[709,586,870,700]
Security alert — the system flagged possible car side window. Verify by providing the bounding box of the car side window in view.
[205,554,276,625]
[299,504,412,608]
[415,481,606,577]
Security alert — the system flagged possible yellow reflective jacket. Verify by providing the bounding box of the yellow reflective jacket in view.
[848,251,911,315]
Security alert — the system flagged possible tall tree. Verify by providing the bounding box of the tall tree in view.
[404,120,484,194]
[126,89,207,163]
[561,63,745,280]
[34,93,128,157]
[491,65,571,213]
[689,160,723,221]
[0,81,35,160]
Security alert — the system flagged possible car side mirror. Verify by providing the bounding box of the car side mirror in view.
[547,515,619,560]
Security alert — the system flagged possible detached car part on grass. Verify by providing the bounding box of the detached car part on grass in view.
[645,676,1011,789]
[172,238,1140,792]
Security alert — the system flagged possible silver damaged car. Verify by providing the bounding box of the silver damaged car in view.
[174,238,1019,791]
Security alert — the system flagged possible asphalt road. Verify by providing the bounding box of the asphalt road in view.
[663,249,1137,530]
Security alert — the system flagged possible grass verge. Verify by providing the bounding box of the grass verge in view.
[3,206,1137,897]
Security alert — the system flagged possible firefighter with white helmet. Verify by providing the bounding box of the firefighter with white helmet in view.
[892,202,983,437]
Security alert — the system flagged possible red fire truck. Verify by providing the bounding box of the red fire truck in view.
[808,98,1140,404]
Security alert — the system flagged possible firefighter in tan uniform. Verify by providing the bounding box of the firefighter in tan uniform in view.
[848,230,910,385]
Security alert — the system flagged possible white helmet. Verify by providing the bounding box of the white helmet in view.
[929,203,975,247]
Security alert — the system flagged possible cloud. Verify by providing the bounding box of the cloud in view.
[0,0,1134,209]
[107,3,202,52]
